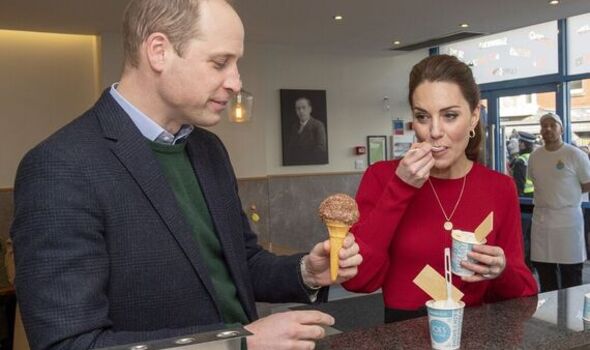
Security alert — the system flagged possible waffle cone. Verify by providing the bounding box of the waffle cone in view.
[324,219,350,281]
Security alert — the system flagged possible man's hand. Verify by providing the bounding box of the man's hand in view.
[244,310,335,350]
[301,233,362,287]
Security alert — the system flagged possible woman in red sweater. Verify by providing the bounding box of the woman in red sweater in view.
[342,55,538,322]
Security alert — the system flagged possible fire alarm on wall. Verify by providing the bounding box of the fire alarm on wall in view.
[355,146,366,155]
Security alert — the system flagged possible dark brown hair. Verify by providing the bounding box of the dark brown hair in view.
[408,54,482,162]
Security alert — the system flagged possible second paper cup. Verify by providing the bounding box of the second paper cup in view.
[451,229,486,277]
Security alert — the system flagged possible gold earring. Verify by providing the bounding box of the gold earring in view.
[469,129,476,138]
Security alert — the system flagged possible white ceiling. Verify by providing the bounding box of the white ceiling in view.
[1,0,589,54]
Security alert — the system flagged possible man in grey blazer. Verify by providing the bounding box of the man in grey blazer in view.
[10,1,362,349]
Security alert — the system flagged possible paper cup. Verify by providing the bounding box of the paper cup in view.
[584,293,590,320]
[426,300,465,350]
[451,230,486,276]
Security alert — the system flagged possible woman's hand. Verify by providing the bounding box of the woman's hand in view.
[460,244,506,282]
[395,142,435,188]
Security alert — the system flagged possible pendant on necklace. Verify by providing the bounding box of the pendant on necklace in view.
[444,221,453,231]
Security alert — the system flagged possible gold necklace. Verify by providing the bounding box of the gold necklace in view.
[427,175,467,231]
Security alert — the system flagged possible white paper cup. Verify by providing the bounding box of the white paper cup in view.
[451,230,486,276]
[584,293,590,320]
[426,299,465,350]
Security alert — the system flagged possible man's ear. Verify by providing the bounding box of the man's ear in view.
[144,32,170,73]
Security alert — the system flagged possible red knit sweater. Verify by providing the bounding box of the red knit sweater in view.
[343,160,538,310]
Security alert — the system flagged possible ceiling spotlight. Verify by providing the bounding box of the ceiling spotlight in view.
[549,0,559,4]
[393,41,401,45]
[333,15,343,21]
[460,23,469,28]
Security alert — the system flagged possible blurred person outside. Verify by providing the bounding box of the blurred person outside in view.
[511,131,536,269]
[506,134,519,175]
[512,131,536,198]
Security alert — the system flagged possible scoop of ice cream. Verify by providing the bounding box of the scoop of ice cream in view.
[430,299,463,309]
[318,193,359,226]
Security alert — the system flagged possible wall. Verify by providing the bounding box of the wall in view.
[210,44,426,178]
[206,44,427,251]
[98,32,124,89]
[97,35,426,178]
[237,173,364,254]
[0,30,100,188]
[0,31,426,253]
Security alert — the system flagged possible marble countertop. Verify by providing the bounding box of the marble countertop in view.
[293,284,590,349]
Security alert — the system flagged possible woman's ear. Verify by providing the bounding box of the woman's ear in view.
[470,104,481,130]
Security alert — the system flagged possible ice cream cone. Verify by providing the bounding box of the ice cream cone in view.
[324,219,350,281]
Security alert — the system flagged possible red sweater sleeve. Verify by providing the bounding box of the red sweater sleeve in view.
[485,176,538,302]
[343,161,419,293]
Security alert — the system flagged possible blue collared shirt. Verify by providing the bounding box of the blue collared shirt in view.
[109,83,193,145]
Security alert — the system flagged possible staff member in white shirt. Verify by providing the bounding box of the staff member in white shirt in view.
[529,112,590,292]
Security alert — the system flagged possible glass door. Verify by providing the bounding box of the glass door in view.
[479,99,492,169]
[569,78,590,148]
[482,84,558,173]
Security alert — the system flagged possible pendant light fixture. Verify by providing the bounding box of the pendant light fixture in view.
[228,89,253,123]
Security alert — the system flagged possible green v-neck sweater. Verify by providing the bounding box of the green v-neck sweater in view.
[149,141,248,325]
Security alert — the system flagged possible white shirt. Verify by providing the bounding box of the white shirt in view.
[528,143,590,263]
[529,144,590,208]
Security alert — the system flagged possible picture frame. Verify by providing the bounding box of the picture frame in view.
[391,134,415,159]
[280,89,329,166]
[367,135,387,165]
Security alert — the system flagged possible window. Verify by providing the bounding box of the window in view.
[570,80,584,97]
[499,91,555,174]
[440,21,559,84]
[567,12,590,75]
[441,13,590,171]
[570,79,590,146]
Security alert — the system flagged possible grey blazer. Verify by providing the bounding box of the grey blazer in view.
[11,91,321,350]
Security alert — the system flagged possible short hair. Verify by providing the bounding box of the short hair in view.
[295,97,312,107]
[122,0,203,67]
[408,54,482,162]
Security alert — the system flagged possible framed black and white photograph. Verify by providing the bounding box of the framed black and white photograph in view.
[367,135,387,165]
[280,89,328,166]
